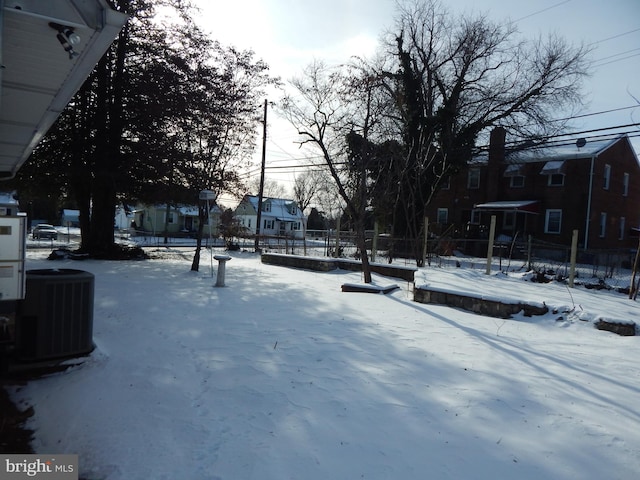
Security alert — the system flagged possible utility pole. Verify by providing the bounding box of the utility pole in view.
[255,99,267,252]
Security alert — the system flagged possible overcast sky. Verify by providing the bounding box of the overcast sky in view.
[193,0,640,196]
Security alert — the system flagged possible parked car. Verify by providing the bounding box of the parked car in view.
[32,224,58,240]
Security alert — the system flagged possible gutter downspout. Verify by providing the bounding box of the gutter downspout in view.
[584,154,595,250]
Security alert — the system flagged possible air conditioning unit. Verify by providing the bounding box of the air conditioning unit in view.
[17,269,94,361]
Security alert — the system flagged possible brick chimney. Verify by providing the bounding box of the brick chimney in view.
[486,127,506,202]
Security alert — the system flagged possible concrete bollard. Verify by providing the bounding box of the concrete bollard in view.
[214,255,231,287]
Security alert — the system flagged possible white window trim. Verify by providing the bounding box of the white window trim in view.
[603,164,611,190]
[510,175,525,188]
[545,209,562,234]
[547,173,565,187]
[437,208,449,224]
[467,168,480,189]
[599,212,607,238]
[623,173,629,197]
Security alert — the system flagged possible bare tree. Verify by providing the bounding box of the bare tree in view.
[368,0,592,262]
[292,169,325,254]
[249,177,287,199]
[280,61,376,282]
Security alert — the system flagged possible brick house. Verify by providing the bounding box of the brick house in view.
[425,128,640,252]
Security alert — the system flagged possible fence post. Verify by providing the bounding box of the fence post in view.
[629,235,640,299]
[371,220,379,263]
[422,216,429,267]
[485,215,496,275]
[335,216,341,258]
[568,229,579,287]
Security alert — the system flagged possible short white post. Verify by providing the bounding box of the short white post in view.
[485,215,496,275]
[568,229,579,288]
[214,255,231,287]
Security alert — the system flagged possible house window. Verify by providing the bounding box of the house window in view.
[263,202,271,212]
[165,211,175,224]
[623,173,629,196]
[541,161,565,186]
[247,218,252,228]
[599,212,607,238]
[619,216,626,240]
[504,164,521,177]
[545,209,562,234]
[547,173,565,186]
[289,205,297,215]
[437,208,448,224]
[510,175,525,188]
[603,164,611,190]
[264,219,274,230]
[292,221,300,231]
[467,168,480,189]
[503,211,515,229]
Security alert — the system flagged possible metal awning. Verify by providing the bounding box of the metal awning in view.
[474,200,539,214]
[540,160,565,175]
[0,0,128,179]
[503,164,523,177]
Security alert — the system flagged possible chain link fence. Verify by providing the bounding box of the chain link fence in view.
[250,230,637,293]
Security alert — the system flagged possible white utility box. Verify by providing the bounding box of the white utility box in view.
[0,215,27,301]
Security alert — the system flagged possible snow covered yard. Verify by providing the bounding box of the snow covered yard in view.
[9,249,640,480]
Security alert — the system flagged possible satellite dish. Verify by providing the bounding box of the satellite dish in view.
[576,138,587,148]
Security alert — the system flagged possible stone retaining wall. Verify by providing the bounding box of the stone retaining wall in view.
[413,286,549,319]
[261,253,416,282]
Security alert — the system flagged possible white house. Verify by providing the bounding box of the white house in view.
[132,203,221,236]
[234,195,306,239]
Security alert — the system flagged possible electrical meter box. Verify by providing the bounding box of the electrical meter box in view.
[0,215,27,301]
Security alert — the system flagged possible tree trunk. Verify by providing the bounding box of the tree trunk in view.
[84,22,127,256]
[356,225,372,283]
[87,173,117,254]
[191,205,207,271]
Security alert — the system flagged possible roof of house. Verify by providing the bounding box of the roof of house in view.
[471,134,637,166]
[506,135,627,164]
[133,204,221,216]
[240,195,304,222]
[177,205,222,217]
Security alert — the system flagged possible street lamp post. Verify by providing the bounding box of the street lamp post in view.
[199,189,216,277]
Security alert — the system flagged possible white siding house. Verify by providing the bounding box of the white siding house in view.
[132,203,221,236]
[234,195,305,239]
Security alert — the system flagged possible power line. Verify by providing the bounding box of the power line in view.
[592,52,640,68]
[547,105,639,123]
[592,47,640,64]
[513,0,571,23]
[587,27,640,47]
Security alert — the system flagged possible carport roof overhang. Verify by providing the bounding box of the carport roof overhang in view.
[474,200,540,214]
[0,0,127,179]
